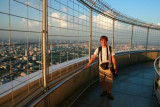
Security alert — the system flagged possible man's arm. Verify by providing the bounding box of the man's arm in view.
[84,54,97,69]
[112,55,117,74]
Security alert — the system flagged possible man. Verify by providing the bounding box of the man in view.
[85,36,117,100]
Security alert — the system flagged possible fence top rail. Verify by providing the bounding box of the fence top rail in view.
[78,0,160,30]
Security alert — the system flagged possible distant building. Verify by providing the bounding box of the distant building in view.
[32,56,37,61]
[21,72,27,77]
[28,62,34,66]
[4,64,10,69]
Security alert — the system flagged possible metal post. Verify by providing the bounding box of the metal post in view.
[159,58,160,70]
[42,0,48,88]
[112,19,115,49]
[89,7,92,60]
[146,27,149,51]
[130,24,133,54]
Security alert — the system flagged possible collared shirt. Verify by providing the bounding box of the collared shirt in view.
[94,46,115,65]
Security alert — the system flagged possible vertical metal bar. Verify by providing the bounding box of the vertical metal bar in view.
[50,0,53,80]
[77,5,79,60]
[46,0,49,79]
[38,0,41,85]
[146,27,149,51]
[76,4,80,67]
[27,0,30,94]
[130,24,133,55]
[84,7,87,58]
[59,2,62,63]
[112,19,115,49]
[158,58,160,72]
[42,0,48,88]
[66,0,69,73]
[89,7,92,60]
[9,0,14,105]
[72,1,75,60]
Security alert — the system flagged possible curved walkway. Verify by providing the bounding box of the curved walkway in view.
[72,62,155,107]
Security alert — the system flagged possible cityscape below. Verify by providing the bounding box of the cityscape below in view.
[0,39,159,85]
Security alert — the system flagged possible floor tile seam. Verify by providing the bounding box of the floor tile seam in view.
[116,76,154,81]
[73,101,101,107]
[117,63,152,70]
[112,90,153,100]
[118,65,154,70]
[112,87,153,94]
[115,80,143,86]
[142,77,155,81]
[116,74,154,78]
[116,80,153,87]
[119,71,154,75]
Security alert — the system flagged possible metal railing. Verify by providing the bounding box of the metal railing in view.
[28,61,98,107]
[153,56,160,106]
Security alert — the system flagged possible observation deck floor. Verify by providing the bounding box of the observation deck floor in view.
[73,62,155,107]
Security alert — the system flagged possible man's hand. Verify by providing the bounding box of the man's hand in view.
[114,66,117,74]
[84,64,89,69]
[84,55,96,69]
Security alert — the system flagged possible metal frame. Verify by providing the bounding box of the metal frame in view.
[89,0,97,60]
[80,0,160,30]
[130,24,133,54]
[112,19,115,49]
[146,27,149,51]
[42,0,48,88]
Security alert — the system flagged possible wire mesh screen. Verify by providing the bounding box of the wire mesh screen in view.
[47,0,89,81]
[148,29,160,50]
[132,26,148,50]
[0,0,43,105]
[92,11,113,53]
[114,21,131,52]
[48,0,89,64]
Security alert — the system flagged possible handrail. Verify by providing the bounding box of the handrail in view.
[28,61,98,107]
[154,56,160,77]
[153,56,160,106]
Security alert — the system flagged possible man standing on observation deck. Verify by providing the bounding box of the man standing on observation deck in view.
[85,35,117,100]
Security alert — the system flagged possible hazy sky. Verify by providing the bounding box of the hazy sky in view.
[0,0,160,43]
[104,0,160,25]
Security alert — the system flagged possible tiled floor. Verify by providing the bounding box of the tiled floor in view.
[72,62,155,107]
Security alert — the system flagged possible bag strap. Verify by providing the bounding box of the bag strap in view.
[98,46,102,62]
[106,46,108,60]
[109,46,112,63]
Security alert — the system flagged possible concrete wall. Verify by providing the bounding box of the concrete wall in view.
[34,51,160,107]
[116,51,160,69]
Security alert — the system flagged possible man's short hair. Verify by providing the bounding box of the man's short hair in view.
[100,36,108,42]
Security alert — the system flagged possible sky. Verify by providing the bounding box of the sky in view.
[104,0,160,25]
[0,0,160,42]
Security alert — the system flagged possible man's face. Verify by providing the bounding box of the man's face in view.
[100,38,107,46]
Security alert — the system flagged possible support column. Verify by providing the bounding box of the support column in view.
[130,24,133,55]
[89,8,92,60]
[42,0,48,88]
[112,19,115,49]
[159,58,160,70]
[146,27,149,51]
